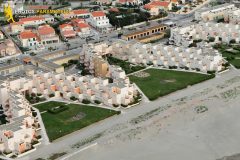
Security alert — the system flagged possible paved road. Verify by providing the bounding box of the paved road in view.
[18,68,240,160]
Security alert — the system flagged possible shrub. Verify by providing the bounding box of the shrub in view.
[121,104,128,107]
[208,37,215,42]
[229,39,236,44]
[49,93,55,97]
[94,100,101,104]
[113,104,119,107]
[48,105,69,114]
[70,96,78,101]
[82,99,91,104]
[37,93,42,96]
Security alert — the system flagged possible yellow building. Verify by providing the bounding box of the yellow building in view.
[122,24,168,41]
[93,57,109,77]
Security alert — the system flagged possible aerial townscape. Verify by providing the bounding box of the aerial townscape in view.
[0,0,239,159]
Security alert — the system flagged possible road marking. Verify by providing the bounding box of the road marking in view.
[60,143,98,160]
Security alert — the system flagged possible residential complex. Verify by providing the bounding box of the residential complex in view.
[111,40,223,72]
[0,82,40,157]
[170,22,240,46]
[194,3,236,21]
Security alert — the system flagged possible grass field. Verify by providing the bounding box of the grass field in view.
[129,69,214,100]
[213,43,240,69]
[34,102,120,141]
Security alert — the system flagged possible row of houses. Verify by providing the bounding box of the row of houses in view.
[61,10,111,30]
[169,22,240,47]
[111,40,223,72]
[10,15,54,34]
[194,3,236,22]
[19,24,60,49]
[0,81,40,157]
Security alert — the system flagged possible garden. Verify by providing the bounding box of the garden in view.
[34,101,120,141]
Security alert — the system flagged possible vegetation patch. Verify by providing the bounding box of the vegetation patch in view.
[34,102,120,141]
[129,69,214,100]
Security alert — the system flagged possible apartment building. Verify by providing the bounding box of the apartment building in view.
[37,25,60,45]
[169,22,240,46]
[224,8,240,24]
[0,82,40,157]
[111,40,223,72]
[194,3,236,21]
[30,70,136,106]
[10,22,25,34]
[0,61,24,76]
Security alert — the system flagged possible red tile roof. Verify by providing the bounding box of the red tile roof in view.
[71,18,85,24]
[19,16,44,22]
[10,21,24,26]
[62,30,76,37]
[144,1,170,9]
[91,11,106,17]
[38,25,55,35]
[59,23,73,29]
[19,31,37,39]
[77,23,90,29]
[73,9,89,15]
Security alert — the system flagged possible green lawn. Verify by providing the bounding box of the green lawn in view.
[34,102,120,141]
[129,69,214,101]
[213,43,240,68]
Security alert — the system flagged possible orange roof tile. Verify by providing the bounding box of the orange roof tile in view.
[38,25,55,35]
[62,30,76,37]
[59,23,73,29]
[77,23,90,29]
[109,8,119,12]
[71,18,85,24]
[19,31,37,39]
[19,16,44,22]
[91,11,106,17]
[144,1,170,9]
[73,9,89,15]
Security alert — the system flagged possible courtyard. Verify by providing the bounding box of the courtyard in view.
[129,68,214,100]
[34,101,120,141]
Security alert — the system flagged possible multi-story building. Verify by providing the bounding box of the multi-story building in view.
[88,11,111,30]
[169,22,240,46]
[0,81,40,157]
[194,3,236,21]
[61,9,90,19]
[19,25,59,49]
[59,24,76,39]
[111,40,224,72]
[224,8,240,24]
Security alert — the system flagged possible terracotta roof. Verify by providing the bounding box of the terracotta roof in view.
[59,23,73,29]
[19,16,44,22]
[71,18,85,24]
[91,11,106,17]
[10,21,24,26]
[144,1,170,9]
[62,30,76,37]
[171,0,178,3]
[73,9,89,15]
[77,23,90,29]
[19,31,37,39]
[38,25,55,35]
